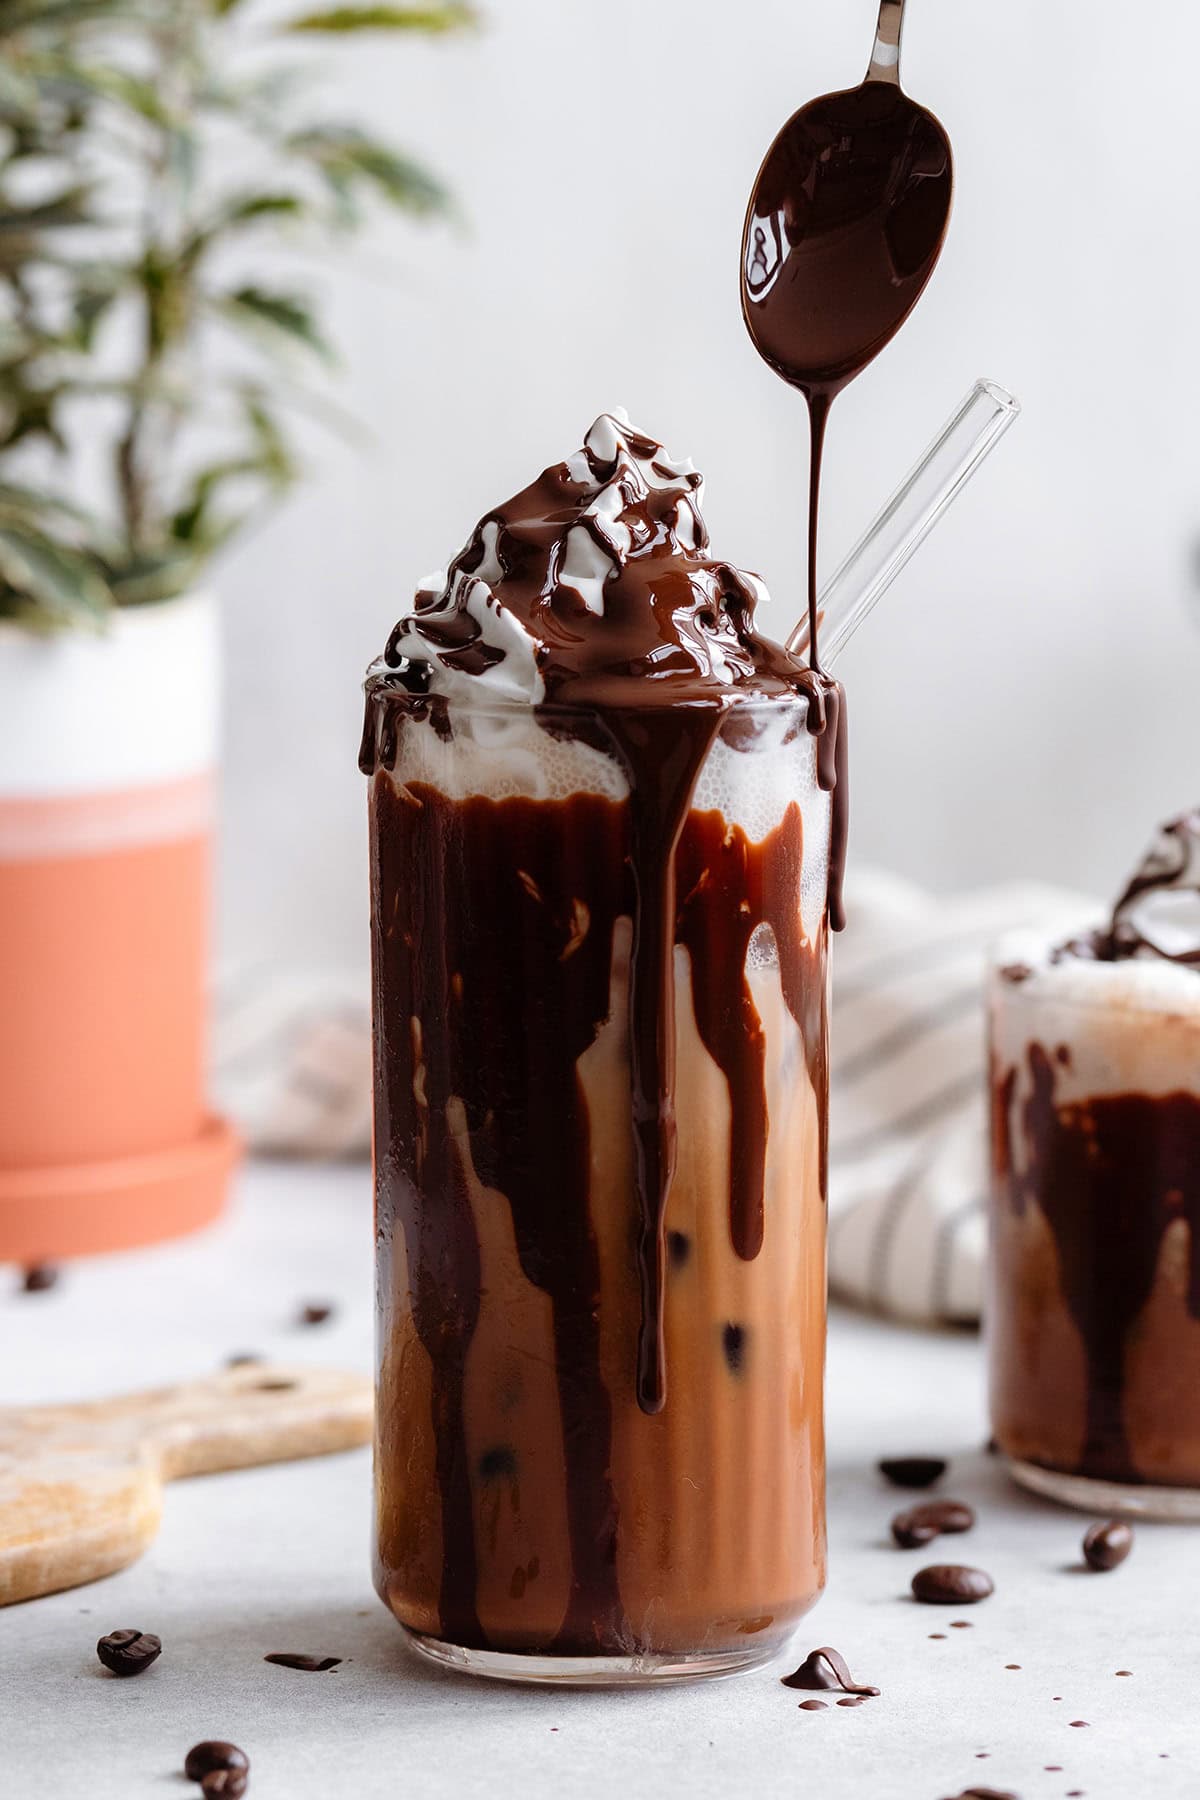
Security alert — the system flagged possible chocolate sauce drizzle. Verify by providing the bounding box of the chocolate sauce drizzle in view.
[998,1045,1200,1484]
[741,74,950,673]
[367,715,825,1650]
[369,418,841,1410]
[365,414,835,1647]
[1105,810,1200,966]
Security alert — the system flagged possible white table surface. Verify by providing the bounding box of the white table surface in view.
[3,1161,1196,1800]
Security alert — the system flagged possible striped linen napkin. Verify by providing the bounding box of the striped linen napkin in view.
[215,869,1093,1328]
[827,869,1092,1324]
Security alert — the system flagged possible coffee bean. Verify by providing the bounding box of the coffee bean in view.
[1069,1719,1089,1728]
[96,1629,161,1677]
[263,1653,341,1672]
[1082,1519,1133,1571]
[940,1790,1019,1800]
[891,1500,975,1548]
[298,1301,333,1326]
[911,1564,994,1605]
[878,1456,946,1489]
[780,1646,879,1695]
[892,1517,939,1549]
[184,1743,249,1784]
[201,1772,247,1799]
[21,1263,59,1293]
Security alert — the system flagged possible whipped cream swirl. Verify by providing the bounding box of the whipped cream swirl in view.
[376,410,798,711]
[1110,809,1200,967]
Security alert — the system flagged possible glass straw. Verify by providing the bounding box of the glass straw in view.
[789,378,1021,663]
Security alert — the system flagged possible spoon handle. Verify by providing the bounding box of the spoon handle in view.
[866,0,906,84]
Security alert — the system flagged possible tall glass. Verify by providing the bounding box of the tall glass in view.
[988,942,1200,1518]
[364,684,832,1684]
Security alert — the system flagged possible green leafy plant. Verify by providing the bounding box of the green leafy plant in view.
[0,0,473,627]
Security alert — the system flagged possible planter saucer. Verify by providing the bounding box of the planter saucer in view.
[0,1115,240,1263]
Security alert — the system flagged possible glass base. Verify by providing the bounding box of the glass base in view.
[402,1626,784,1687]
[1006,1454,1200,1521]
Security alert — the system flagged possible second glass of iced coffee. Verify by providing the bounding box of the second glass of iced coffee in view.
[363,413,844,1682]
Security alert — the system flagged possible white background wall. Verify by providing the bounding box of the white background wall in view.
[218,0,1200,976]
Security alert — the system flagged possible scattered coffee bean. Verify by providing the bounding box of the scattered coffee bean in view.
[184,1743,249,1784]
[892,1500,975,1548]
[263,1653,341,1672]
[781,1646,879,1695]
[1045,1767,1062,1773]
[201,1773,247,1799]
[797,1699,827,1711]
[878,1456,946,1489]
[1069,1720,1089,1728]
[940,1790,1019,1800]
[21,1262,59,1293]
[96,1629,161,1677]
[911,1564,993,1605]
[950,1620,974,1629]
[929,1633,947,1640]
[893,1517,938,1549]
[1115,1670,1132,1677]
[1004,1663,1020,1670]
[298,1301,333,1326]
[1082,1519,1133,1571]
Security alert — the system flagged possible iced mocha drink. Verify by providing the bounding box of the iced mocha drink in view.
[362,414,847,1678]
[989,812,1200,1515]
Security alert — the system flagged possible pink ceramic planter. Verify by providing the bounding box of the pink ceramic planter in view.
[0,594,238,1262]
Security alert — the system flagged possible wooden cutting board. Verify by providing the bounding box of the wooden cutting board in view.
[0,1363,373,1605]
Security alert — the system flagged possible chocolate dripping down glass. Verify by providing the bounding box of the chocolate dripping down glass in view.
[363,395,1016,1686]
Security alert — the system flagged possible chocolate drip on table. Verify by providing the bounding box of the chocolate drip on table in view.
[366,697,826,1651]
[998,1044,1200,1483]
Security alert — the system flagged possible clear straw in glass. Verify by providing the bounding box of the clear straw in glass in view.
[790,378,1021,664]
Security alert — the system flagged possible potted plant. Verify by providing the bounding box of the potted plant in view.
[0,0,470,1262]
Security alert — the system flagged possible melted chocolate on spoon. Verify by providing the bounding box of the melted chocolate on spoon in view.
[740,0,954,666]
